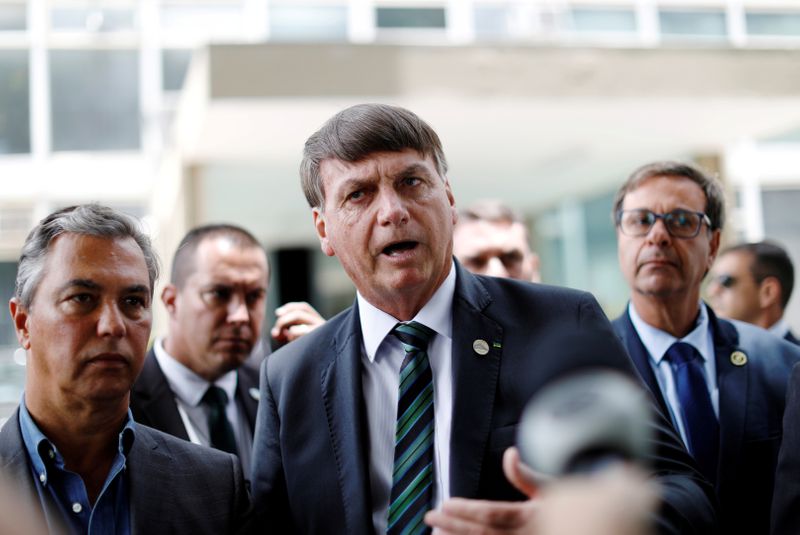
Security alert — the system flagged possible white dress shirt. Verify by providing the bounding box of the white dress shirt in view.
[359,262,455,535]
[152,339,253,475]
[628,302,719,449]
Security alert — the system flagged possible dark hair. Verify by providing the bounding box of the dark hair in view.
[723,241,795,309]
[612,161,726,231]
[459,199,525,226]
[299,103,448,208]
[16,204,159,307]
[171,224,266,287]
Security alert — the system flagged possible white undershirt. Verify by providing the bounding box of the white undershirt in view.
[359,262,455,535]
[152,339,253,475]
[628,302,719,448]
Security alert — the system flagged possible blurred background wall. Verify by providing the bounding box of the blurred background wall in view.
[1,0,800,422]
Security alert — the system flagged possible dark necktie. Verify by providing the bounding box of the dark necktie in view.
[202,385,238,455]
[387,321,436,535]
[664,342,719,483]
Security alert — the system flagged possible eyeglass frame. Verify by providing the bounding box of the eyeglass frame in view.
[615,208,712,239]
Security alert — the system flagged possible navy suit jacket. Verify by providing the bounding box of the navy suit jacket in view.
[613,306,800,534]
[252,262,716,534]
[130,348,260,443]
[0,409,251,534]
[771,362,800,534]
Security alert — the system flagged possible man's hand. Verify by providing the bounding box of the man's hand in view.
[426,448,539,534]
[270,301,326,344]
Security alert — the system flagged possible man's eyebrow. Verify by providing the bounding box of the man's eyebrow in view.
[395,164,433,179]
[62,279,100,291]
[125,284,150,295]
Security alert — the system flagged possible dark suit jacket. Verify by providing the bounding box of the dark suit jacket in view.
[0,409,251,534]
[771,362,800,534]
[785,330,800,346]
[613,306,800,535]
[251,262,716,534]
[130,348,260,442]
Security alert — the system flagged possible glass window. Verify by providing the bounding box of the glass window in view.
[162,48,193,91]
[51,7,136,32]
[0,260,24,425]
[50,49,140,152]
[0,3,25,30]
[0,262,18,348]
[161,3,243,34]
[376,7,446,29]
[0,50,29,154]
[569,8,636,33]
[269,5,348,41]
[474,5,511,39]
[659,10,726,37]
[746,12,800,36]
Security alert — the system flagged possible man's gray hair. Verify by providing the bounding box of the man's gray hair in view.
[15,204,160,308]
[299,103,448,209]
[612,161,726,231]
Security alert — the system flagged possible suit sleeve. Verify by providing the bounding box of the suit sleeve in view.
[250,359,293,532]
[771,362,800,535]
[578,293,719,535]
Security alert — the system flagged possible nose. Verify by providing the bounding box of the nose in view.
[376,189,409,227]
[226,293,251,324]
[97,301,126,338]
[484,257,510,278]
[645,217,672,246]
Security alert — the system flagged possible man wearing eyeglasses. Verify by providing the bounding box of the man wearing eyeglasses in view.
[610,161,800,534]
[708,241,799,345]
[131,224,268,476]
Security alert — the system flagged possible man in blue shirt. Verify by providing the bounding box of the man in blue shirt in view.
[0,204,251,534]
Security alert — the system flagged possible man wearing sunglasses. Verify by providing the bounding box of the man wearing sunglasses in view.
[610,161,800,535]
[131,224,267,476]
[708,241,798,345]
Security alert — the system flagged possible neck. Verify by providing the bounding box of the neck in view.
[26,392,127,503]
[631,292,700,338]
[757,307,784,330]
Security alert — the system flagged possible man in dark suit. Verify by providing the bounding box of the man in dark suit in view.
[250,104,716,534]
[610,161,800,534]
[2,204,250,533]
[130,224,266,475]
[771,362,800,534]
[708,240,799,344]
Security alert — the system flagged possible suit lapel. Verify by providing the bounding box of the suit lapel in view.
[127,427,169,534]
[320,304,372,534]
[235,367,260,431]
[449,265,503,498]
[132,350,190,441]
[709,310,747,492]
[613,312,672,419]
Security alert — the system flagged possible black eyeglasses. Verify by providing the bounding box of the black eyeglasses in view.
[616,209,712,239]
[711,274,737,289]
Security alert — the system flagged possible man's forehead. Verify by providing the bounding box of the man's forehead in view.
[320,150,436,180]
[623,175,706,206]
[43,233,150,287]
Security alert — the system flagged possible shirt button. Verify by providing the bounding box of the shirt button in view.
[38,473,46,484]
[72,503,82,514]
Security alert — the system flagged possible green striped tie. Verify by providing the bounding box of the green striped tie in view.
[387,321,436,535]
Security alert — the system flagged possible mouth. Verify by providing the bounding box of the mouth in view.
[87,353,128,367]
[382,241,419,256]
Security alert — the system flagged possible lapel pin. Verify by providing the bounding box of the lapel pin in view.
[473,339,490,356]
[730,351,747,367]
[249,387,261,401]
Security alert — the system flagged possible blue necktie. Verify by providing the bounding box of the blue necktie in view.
[665,342,719,483]
[387,321,436,535]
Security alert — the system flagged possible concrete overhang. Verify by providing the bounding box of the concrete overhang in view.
[169,43,800,246]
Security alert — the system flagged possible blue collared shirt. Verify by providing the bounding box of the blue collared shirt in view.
[19,396,134,535]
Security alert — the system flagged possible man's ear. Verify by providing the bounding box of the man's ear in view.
[161,284,179,317]
[707,229,721,270]
[9,298,31,350]
[313,207,335,257]
[758,276,781,309]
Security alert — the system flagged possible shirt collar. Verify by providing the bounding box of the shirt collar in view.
[153,339,238,406]
[769,317,791,338]
[19,395,136,482]
[358,261,455,363]
[628,301,714,365]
